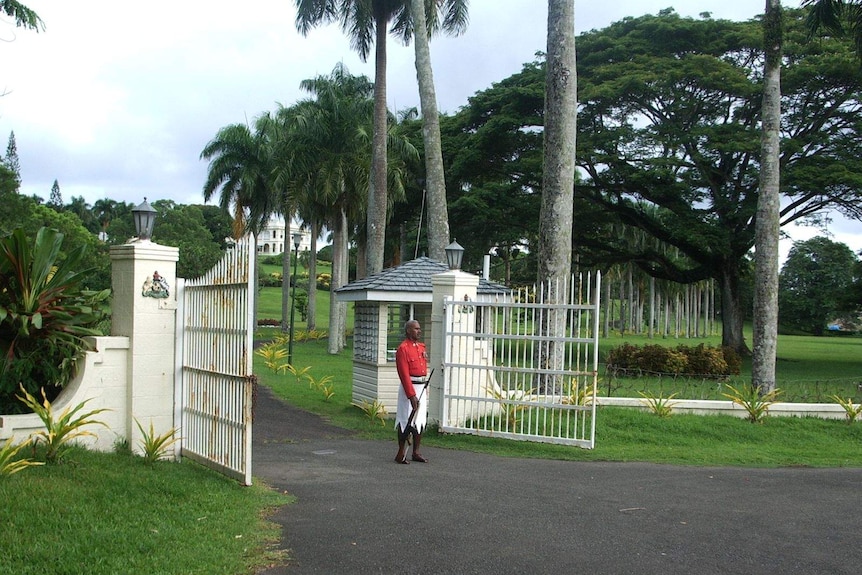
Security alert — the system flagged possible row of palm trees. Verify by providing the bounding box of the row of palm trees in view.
[201,1,470,354]
[201,63,415,353]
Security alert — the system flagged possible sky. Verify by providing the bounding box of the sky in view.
[1,1,859,260]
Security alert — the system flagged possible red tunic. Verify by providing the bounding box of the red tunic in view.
[395,338,427,398]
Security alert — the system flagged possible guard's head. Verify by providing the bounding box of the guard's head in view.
[405,320,421,339]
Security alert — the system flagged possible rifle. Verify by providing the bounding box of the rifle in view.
[399,369,434,443]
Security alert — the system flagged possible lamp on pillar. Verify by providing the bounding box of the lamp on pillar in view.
[132,198,157,241]
[287,231,303,366]
[445,240,464,271]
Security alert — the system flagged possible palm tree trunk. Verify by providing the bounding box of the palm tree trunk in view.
[535,0,577,391]
[328,206,348,354]
[307,220,318,331]
[366,10,390,275]
[753,0,783,393]
[409,0,450,262]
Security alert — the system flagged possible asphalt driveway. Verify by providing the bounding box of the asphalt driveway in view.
[252,386,862,575]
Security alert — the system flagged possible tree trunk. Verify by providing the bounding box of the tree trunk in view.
[328,206,348,354]
[365,11,390,275]
[251,232,260,329]
[648,276,655,339]
[720,264,750,356]
[535,0,576,393]
[753,0,783,394]
[602,271,611,338]
[306,220,318,331]
[338,210,349,349]
[409,0,450,262]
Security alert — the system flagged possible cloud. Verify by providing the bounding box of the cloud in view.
[1,0,858,256]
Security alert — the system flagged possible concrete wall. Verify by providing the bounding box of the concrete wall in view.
[0,336,129,450]
[0,240,180,456]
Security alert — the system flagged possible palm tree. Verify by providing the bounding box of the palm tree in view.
[803,0,862,58]
[404,0,468,261]
[536,0,576,391]
[1,0,44,32]
[200,120,277,322]
[277,64,377,353]
[753,0,783,395]
[294,0,468,274]
[275,63,418,352]
[92,198,119,239]
[201,122,274,240]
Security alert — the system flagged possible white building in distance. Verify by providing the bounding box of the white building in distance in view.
[257,217,311,255]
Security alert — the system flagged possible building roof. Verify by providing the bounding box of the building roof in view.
[335,256,510,303]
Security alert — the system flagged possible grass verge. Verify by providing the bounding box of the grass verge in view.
[0,446,293,575]
[260,338,862,468]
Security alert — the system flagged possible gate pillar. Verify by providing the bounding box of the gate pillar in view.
[430,270,479,425]
[109,241,179,454]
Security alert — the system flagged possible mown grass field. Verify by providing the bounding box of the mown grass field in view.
[257,335,862,468]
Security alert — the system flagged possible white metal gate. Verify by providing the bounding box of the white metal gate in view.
[175,238,255,485]
[441,272,601,448]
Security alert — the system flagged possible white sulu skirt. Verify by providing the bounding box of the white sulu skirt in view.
[394,381,429,435]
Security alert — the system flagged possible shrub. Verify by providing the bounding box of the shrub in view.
[722,384,781,424]
[16,383,109,463]
[0,227,109,413]
[605,343,639,370]
[258,272,282,288]
[636,345,689,374]
[0,438,43,476]
[722,346,742,375]
[682,344,729,376]
[134,418,180,463]
[316,273,331,291]
[606,342,737,378]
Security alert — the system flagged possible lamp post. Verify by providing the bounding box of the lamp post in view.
[445,240,464,270]
[131,198,157,240]
[287,231,303,366]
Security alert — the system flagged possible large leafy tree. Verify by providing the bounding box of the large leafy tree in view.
[752,0,783,393]
[149,200,230,280]
[575,8,862,355]
[294,0,466,274]
[778,236,858,334]
[440,61,545,281]
[0,187,110,290]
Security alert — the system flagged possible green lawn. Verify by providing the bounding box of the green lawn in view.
[258,336,862,468]
[0,447,291,575]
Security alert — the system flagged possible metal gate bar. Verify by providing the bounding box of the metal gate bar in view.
[441,272,601,448]
[176,238,254,485]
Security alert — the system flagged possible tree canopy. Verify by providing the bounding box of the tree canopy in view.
[779,236,859,334]
[574,8,862,353]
